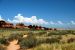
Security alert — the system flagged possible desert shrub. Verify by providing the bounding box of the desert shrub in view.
[0,38,9,45]
[27,31,34,36]
[19,37,37,49]
[67,38,75,43]
[67,30,75,35]
[35,39,45,45]
[48,31,69,36]
[8,33,23,41]
[60,30,75,35]
[46,38,60,44]
[33,44,52,50]
[57,35,62,40]
[47,31,61,36]
[62,43,75,50]
[35,31,47,36]
[0,45,6,50]
[47,31,57,36]
[37,38,60,44]
[59,31,68,35]
[48,32,56,36]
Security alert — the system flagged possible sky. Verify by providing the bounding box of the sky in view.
[0,0,75,29]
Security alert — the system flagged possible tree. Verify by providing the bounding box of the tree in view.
[32,25,36,29]
[0,20,6,27]
[49,28,52,30]
[39,26,42,30]
[54,28,57,31]
[44,27,48,30]
[28,25,33,29]
[35,25,39,30]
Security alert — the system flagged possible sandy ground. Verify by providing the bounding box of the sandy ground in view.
[23,35,28,38]
[7,40,20,50]
[7,35,28,50]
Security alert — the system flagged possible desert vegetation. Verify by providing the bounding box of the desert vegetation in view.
[0,29,75,50]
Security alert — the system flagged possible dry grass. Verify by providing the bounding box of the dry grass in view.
[32,42,75,50]
[0,29,75,50]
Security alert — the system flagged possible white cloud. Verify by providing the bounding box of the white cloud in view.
[7,14,49,25]
[49,21,64,25]
[38,19,49,24]
[1,13,74,26]
[71,21,75,25]
[50,21,55,24]
[57,21,63,24]
[0,15,4,20]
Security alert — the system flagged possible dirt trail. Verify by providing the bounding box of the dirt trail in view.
[23,35,28,38]
[7,35,28,50]
[7,40,20,50]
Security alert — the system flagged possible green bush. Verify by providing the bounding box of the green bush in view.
[37,38,60,45]
[0,38,9,45]
[45,38,60,44]
[67,30,75,35]
[47,30,69,36]
[8,33,23,41]
[19,37,37,49]
[57,35,62,40]
[36,31,47,36]
[67,38,75,43]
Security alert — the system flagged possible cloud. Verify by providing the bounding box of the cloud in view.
[71,21,75,25]
[57,21,63,24]
[0,15,4,20]
[0,13,74,27]
[50,21,55,24]
[8,14,49,25]
[49,21,64,25]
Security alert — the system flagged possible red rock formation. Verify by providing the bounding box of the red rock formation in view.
[16,23,25,28]
[0,20,14,28]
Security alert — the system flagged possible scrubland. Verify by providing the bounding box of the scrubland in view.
[0,28,75,50]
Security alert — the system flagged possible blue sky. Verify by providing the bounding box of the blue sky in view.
[0,0,75,29]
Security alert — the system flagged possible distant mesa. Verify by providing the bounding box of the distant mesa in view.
[0,20,57,30]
